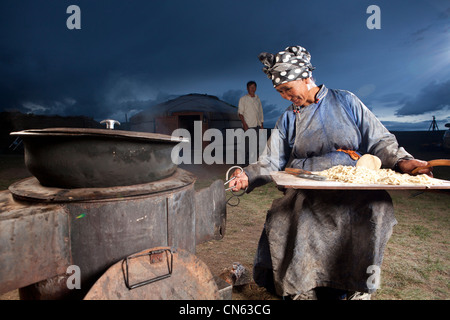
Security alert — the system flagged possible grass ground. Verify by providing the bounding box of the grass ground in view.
[195,184,449,300]
[379,190,449,299]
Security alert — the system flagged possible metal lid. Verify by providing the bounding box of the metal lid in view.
[10,128,188,143]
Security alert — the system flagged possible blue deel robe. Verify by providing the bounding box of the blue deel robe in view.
[244,84,413,296]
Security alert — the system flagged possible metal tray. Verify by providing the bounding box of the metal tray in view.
[270,171,450,190]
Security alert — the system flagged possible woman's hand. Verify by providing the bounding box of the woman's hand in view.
[228,169,249,191]
[397,159,433,177]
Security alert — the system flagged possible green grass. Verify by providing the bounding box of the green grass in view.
[375,190,450,299]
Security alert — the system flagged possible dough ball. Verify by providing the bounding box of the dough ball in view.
[356,154,382,170]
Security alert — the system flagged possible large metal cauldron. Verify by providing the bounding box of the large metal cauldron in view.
[10,128,185,188]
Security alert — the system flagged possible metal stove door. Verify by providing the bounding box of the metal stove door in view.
[84,247,220,300]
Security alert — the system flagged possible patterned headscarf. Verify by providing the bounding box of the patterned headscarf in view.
[258,46,315,87]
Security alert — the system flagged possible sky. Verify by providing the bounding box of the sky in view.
[0,0,449,131]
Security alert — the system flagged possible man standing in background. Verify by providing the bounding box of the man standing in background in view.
[238,81,264,131]
[238,81,264,164]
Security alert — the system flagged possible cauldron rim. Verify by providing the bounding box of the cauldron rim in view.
[10,128,188,143]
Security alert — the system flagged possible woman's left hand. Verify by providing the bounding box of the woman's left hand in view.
[397,159,433,177]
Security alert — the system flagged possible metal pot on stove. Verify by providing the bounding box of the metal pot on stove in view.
[10,127,187,188]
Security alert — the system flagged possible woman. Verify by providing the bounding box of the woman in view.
[228,45,432,300]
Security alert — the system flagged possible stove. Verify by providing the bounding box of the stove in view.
[0,128,227,299]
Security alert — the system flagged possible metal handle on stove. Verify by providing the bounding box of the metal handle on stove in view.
[122,248,173,290]
[224,166,247,206]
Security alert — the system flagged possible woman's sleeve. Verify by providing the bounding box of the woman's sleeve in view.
[244,112,293,192]
[346,92,414,168]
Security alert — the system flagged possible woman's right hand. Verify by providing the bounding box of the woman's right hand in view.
[228,169,249,191]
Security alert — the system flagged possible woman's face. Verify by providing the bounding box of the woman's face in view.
[275,79,309,106]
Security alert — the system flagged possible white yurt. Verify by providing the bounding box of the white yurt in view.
[129,93,241,135]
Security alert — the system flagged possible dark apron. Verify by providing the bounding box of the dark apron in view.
[253,188,397,296]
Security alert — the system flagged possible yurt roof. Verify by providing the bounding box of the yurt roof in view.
[131,93,238,121]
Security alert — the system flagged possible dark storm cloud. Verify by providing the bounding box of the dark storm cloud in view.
[0,0,286,120]
[1,1,448,130]
[260,101,283,128]
[382,118,450,131]
[220,90,244,108]
[408,5,449,42]
[395,80,450,116]
[0,0,355,121]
